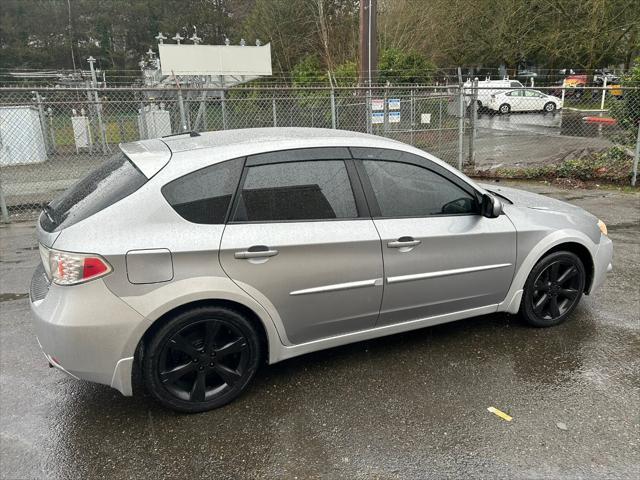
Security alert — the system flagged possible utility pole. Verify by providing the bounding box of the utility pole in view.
[359,0,377,86]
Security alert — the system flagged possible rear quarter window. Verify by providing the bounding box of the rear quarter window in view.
[162,158,244,224]
[40,153,147,232]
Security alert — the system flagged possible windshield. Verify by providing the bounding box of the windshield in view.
[40,152,147,233]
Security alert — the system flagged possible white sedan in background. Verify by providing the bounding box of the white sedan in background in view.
[487,89,562,114]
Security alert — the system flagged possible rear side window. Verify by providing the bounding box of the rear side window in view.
[233,160,357,222]
[162,158,244,224]
[362,160,477,217]
[40,153,147,232]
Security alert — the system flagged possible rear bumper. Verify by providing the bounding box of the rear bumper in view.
[29,274,147,396]
[590,234,613,293]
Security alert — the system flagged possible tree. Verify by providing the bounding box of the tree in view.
[378,48,435,85]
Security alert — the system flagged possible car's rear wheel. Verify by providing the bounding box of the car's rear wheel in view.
[499,103,511,114]
[544,102,556,112]
[143,306,261,413]
[520,251,586,327]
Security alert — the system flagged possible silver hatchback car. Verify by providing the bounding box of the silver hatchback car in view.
[30,128,613,412]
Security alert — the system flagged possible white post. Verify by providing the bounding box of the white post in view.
[561,86,566,108]
[600,76,607,110]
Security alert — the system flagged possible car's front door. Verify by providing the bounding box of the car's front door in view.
[219,149,384,345]
[352,148,517,327]
[523,90,544,110]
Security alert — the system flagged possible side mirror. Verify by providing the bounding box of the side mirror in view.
[482,193,503,218]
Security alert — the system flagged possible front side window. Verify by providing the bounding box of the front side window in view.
[362,160,477,217]
[233,160,357,222]
[162,158,244,224]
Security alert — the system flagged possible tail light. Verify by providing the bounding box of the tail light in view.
[40,245,112,285]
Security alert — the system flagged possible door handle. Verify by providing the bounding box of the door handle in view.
[234,246,279,259]
[387,237,421,248]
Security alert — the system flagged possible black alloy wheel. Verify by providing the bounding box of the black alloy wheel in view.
[521,251,586,327]
[143,306,261,412]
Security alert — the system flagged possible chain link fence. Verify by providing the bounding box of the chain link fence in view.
[0,85,638,221]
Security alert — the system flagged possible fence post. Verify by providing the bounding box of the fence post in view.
[272,97,278,127]
[632,121,639,187]
[330,88,337,129]
[410,89,415,146]
[221,90,228,130]
[457,87,465,171]
[468,78,478,169]
[34,92,52,155]
[383,88,388,135]
[177,89,188,131]
[0,176,9,223]
[366,89,372,134]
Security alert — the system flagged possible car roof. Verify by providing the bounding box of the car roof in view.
[122,128,406,178]
[160,127,399,153]
[120,127,486,194]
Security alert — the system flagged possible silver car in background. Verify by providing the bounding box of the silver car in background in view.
[30,128,613,412]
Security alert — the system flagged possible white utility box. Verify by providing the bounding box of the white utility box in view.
[71,115,93,152]
[138,105,172,139]
[0,106,47,165]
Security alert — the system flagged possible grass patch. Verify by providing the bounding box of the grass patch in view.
[470,146,637,186]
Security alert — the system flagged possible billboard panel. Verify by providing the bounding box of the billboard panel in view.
[159,44,272,76]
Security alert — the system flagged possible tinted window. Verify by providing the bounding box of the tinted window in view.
[233,161,357,222]
[363,160,477,217]
[40,153,147,233]
[162,158,244,224]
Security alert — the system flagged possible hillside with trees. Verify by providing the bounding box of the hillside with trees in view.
[1,0,638,83]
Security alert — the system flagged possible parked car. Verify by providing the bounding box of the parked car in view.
[30,128,613,412]
[463,78,524,109]
[487,89,562,113]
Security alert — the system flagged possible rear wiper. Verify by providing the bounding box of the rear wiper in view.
[42,204,56,223]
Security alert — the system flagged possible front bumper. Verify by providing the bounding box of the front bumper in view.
[29,270,147,396]
[590,234,613,293]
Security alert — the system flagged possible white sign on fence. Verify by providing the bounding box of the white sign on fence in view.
[421,113,432,124]
[371,111,384,124]
[388,98,401,110]
[371,98,384,111]
[389,111,401,123]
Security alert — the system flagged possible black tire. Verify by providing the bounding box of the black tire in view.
[499,103,511,114]
[543,102,556,112]
[520,251,586,327]
[143,306,262,413]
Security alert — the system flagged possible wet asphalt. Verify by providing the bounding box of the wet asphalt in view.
[0,181,638,479]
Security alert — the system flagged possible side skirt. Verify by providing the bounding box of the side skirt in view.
[273,304,499,363]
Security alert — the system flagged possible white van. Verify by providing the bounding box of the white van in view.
[464,78,524,109]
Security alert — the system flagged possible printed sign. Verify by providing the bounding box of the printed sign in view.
[388,98,401,110]
[389,111,401,123]
[371,111,384,124]
[421,113,432,124]
[371,98,384,111]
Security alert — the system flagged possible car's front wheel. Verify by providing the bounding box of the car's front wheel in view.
[543,102,556,112]
[143,306,262,413]
[520,251,586,327]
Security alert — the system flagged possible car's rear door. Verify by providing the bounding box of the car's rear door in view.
[219,148,384,345]
[352,148,516,327]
